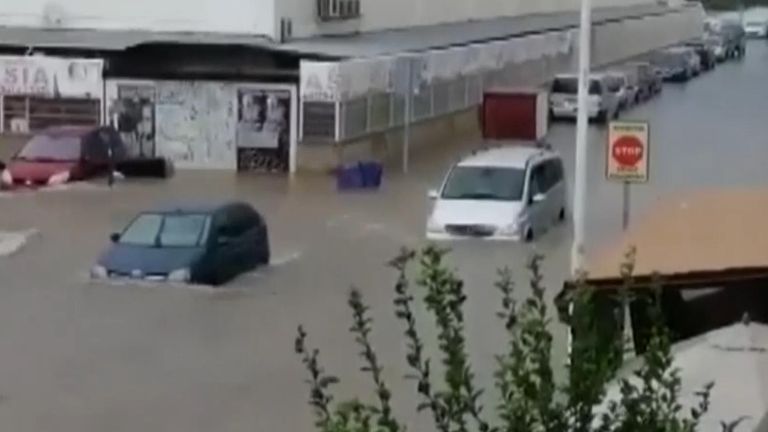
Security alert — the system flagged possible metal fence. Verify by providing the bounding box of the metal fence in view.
[301,50,574,143]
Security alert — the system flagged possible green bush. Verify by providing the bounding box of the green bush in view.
[294,245,714,432]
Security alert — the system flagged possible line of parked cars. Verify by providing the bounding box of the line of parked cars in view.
[549,24,745,124]
[549,61,662,123]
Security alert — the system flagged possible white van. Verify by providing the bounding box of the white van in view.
[426,144,566,242]
[549,73,620,123]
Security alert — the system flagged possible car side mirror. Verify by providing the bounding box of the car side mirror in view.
[532,193,547,203]
[428,189,439,200]
[110,232,120,243]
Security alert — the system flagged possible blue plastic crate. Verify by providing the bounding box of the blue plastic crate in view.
[358,161,383,189]
[336,164,364,190]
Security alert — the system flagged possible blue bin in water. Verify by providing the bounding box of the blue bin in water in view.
[358,161,383,189]
[336,164,364,190]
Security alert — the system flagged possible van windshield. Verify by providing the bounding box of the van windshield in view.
[551,78,601,95]
[441,166,526,201]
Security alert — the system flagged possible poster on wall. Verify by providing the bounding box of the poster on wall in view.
[112,84,156,157]
[236,88,292,172]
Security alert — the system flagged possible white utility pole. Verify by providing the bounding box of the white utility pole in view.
[571,0,592,277]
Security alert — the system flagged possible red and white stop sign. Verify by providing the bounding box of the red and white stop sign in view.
[611,136,644,167]
[606,121,649,183]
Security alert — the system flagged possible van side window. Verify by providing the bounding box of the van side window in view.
[546,159,564,188]
[528,164,547,199]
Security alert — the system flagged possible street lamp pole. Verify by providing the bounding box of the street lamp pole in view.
[571,0,592,277]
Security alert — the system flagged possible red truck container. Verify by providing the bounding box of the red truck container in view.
[481,87,549,141]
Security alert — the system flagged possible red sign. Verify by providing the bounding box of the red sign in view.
[611,136,644,166]
[606,121,649,183]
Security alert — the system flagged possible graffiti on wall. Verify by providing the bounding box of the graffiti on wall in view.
[155,82,237,169]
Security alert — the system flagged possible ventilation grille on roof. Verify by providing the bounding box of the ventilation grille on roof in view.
[317,0,361,22]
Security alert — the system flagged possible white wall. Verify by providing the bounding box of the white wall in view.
[1,0,671,42]
[592,6,704,66]
[278,0,656,39]
[0,0,275,37]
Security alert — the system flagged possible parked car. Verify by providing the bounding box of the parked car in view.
[92,201,270,285]
[719,21,747,58]
[650,48,698,82]
[684,41,717,71]
[705,35,728,62]
[549,73,620,122]
[624,61,663,101]
[426,144,566,242]
[744,20,768,38]
[1,126,127,189]
[604,71,636,109]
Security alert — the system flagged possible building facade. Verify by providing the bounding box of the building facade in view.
[0,0,705,173]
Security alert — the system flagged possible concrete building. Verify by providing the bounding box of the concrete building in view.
[0,0,705,173]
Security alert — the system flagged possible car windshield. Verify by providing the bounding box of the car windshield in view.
[16,134,82,161]
[551,78,601,95]
[119,213,211,247]
[440,166,526,201]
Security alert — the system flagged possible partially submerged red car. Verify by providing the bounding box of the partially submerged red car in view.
[1,126,127,189]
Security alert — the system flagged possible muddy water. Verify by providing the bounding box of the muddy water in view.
[0,42,767,432]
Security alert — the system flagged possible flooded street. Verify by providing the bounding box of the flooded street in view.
[1,41,768,432]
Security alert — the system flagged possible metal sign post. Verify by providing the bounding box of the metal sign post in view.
[606,120,649,360]
[622,181,630,232]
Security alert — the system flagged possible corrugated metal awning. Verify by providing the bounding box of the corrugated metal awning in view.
[0,26,276,51]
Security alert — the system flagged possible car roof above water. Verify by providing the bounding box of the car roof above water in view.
[457,145,555,169]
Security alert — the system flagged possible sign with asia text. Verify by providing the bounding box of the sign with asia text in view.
[0,56,103,98]
[606,121,650,183]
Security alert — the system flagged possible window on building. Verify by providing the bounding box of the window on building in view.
[368,93,390,132]
[432,80,451,116]
[449,77,467,112]
[341,97,367,139]
[2,96,100,134]
[391,94,405,127]
[302,101,336,140]
[412,84,433,121]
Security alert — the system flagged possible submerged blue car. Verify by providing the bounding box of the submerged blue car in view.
[92,201,270,285]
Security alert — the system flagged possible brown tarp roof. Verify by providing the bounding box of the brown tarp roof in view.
[585,188,768,281]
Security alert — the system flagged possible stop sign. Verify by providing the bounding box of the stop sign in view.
[611,136,644,167]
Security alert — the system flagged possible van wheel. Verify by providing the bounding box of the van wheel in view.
[558,207,566,222]
[524,228,534,243]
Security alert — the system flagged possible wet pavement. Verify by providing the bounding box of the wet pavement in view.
[1,41,768,432]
